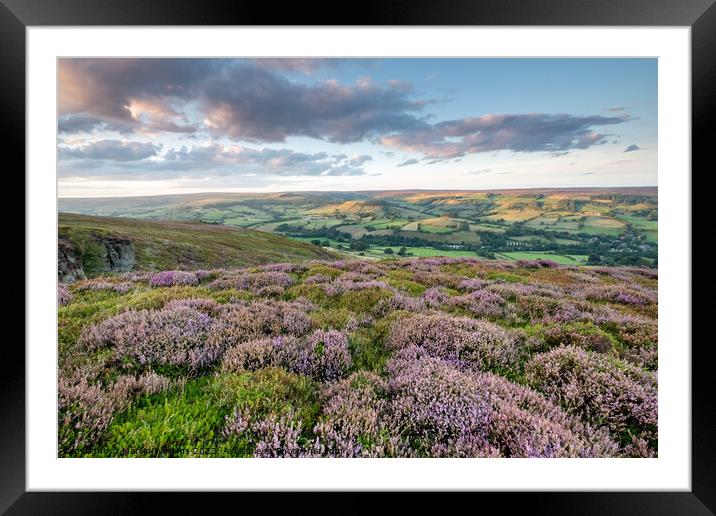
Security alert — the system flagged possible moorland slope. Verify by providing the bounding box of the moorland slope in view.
[58,213,337,280]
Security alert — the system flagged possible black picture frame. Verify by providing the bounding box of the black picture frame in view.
[4,0,712,512]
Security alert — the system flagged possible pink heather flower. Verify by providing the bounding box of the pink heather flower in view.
[458,278,489,292]
[221,335,297,373]
[121,271,153,282]
[388,313,526,374]
[59,370,171,455]
[58,284,73,306]
[311,371,407,458]
[277,329,352,382]
[525,346,657,452]
[207,300,312,351]
[420,287,450,307]
[209,271,292,292]
[447,290,507,319]
[78,306,215,370]
[149,270,199,287]
[386,347,618,458]
[578,284,654,306]
[303,273,333,285]
[223,410,305,458]
[60,256,657,458]
[221,329,351,382]
[74,279,134,293]
[164,297,222,315]
[516,259,561,269]
[257,262,303,273]
[387,347,494,457]
[316,278,393,297]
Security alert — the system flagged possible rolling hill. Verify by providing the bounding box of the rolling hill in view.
[58,187,657,266]
[58,213,337,280]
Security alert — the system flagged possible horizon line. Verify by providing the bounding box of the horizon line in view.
[58,184,658,200]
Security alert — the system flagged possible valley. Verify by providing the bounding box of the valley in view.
[60,187,658,267]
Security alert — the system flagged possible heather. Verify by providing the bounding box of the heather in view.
[59,257,657,457]
[525,346,657,451]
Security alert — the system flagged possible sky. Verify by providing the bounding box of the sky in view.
[57,58,657,197]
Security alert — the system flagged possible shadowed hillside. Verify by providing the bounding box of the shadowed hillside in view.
[58,213,337,279]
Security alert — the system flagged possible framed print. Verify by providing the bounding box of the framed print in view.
[5,0,713,511]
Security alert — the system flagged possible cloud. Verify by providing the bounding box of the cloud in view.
[59,58,220,133]
[606,106,626,112]
[201,68,429,143]
[467,168,491,175]
[247,58,370,74]
[165,145,369,176]
[397,158,419,167]
[58,114,134,135]
[59,141,370,178]
[378,113,630,159]
[348,155,373,166]
[57,58,638,166]
[58,140,162,161]
[58,58,429,143]
[624,144,641,152]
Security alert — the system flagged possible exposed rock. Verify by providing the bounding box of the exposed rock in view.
[98,236,136,273]
[58,235,136,282]
[58,239,86,283]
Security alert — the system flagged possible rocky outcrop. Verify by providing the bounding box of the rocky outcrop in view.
[98,235,136,273]
[58,234,136,282]
[58,239,86,283]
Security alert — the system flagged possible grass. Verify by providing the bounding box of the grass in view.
[496,251,589,265]
[368,246,480,258]
[290,237,482,260]
[93,369,319,457]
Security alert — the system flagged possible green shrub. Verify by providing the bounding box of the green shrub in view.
[311,308,354,330]
[386,278,426,296]
[331,288,394,312]
[94,369,319,457]
[485,271,523,283]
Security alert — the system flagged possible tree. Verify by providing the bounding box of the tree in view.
[646,210,658,221]
[397,246,407,256]
[321,240,330,247]
[587,254,602,265]
[311,239,322,246]
[351,240,369,252]
[384,248,394,255]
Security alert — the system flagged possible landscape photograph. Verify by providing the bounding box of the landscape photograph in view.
[57,57,658,458]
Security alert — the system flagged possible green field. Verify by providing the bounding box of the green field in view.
[290,237,479,260]
[368,246,480,258]
[59,187,657,266]
[496,251,589,266]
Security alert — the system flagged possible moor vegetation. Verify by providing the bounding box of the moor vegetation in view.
[59,213,337,277]
[58,256,658,458]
